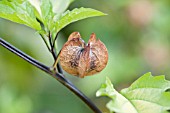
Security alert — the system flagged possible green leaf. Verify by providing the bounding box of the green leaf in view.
[121,73,170,113]
[40,0,53,21]
[55,7,106,33]
[51,0,74,13]
[96,77,138,113]
[40,0,55,32]
[0,1,41,30]
[96,73,170,113]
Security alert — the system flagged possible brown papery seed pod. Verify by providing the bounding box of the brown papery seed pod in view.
[59,32,108,78]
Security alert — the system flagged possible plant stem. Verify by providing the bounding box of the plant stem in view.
[47,32,63,74]
[50,33,62,72]
[0,37,102,113]
[52,32,59,49]
[48,31,56,59]
[40,34,51,52]
[52,50,61,70]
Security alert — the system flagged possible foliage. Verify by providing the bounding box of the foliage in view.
[0,0,106,113]
[0,0,41,30]
[1,0,170,113]
[0,0,106,39]
[96,72,170,113]
[54,7,106,33]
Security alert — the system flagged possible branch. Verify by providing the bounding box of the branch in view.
[0,37,102,113]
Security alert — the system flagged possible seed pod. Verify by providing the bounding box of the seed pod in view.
[59,32,108,78]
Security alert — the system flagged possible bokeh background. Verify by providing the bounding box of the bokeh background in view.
[1,0,170,113]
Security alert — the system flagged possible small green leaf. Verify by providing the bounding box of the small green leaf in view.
[55,7,106,33]
[51,0,74,13]
[40,0,53,21]
[96,73,170,113]
[40,0,55,31]
[0,1,41,30]
[96,77,116,98]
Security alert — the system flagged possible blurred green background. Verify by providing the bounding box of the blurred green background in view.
[1,0,170,113]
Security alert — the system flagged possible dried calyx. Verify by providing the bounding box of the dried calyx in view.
[59,32,108,78]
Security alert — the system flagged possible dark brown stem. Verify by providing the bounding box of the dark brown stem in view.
[51,33,63,74]
[52,32,59,49]
[0,37,102,113]
[40,32,63,74]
